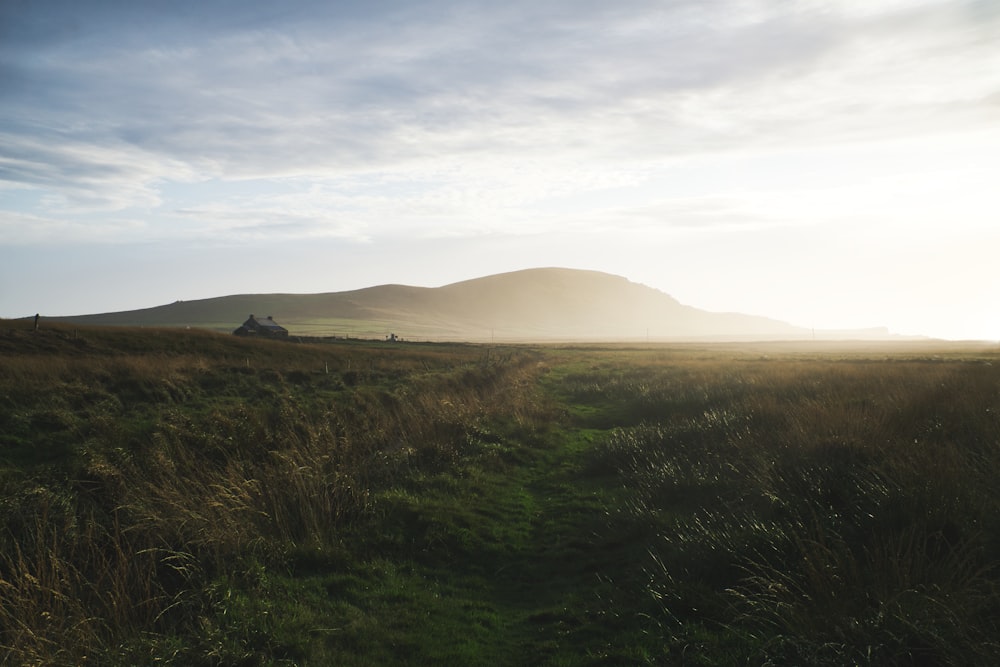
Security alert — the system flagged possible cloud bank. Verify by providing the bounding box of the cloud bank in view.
[2,0,996,238]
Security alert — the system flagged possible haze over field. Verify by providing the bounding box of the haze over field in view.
[51,267,831,341]
[1,1,998,340]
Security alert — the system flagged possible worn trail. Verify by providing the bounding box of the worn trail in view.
[303,417,656,665]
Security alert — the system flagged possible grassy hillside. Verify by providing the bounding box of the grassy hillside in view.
[43,268,814,341]
[2,320,997,665]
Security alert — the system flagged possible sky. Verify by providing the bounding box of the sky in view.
[1,0,998,340]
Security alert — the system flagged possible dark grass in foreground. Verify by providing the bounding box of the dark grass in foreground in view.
[560,345,1000,665]
[1,321,999,664]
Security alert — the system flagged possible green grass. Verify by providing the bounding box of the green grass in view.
[235,421,664,665]
[2,321,999,665]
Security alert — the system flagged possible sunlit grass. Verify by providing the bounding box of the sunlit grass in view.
[2,320,998,664]
[583,348,1000,664]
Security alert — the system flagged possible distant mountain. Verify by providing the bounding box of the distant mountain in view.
[45,267,890,341]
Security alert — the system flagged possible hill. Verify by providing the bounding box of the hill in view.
[43,267,881,341]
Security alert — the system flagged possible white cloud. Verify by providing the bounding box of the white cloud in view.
[4,0,997,205]
[0,209,148,245]
[0,131,198,213]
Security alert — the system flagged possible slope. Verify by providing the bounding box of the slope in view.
[45,267,809,341]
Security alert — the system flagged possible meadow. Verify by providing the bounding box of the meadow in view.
[1,321,998,665]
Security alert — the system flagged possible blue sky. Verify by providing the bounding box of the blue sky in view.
[2,0,998,339]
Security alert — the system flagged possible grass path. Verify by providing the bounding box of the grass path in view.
[274,418,661,664]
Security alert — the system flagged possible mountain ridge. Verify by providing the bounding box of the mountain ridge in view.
[39,267,898,341]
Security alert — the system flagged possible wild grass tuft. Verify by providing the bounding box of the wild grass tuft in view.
[0,323,546,663]
[585,348,1000,664]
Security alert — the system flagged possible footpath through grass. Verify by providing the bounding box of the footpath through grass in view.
[271,418,663,664]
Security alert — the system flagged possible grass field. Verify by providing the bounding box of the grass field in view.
[1,321,998,665]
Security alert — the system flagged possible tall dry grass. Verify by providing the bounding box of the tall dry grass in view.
[586,350,1000,664]
[0,486,184,665]
[0,325,547,664]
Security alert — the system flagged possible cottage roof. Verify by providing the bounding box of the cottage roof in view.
[235,314,288,335]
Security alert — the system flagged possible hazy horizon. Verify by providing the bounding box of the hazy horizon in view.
[2,1,998,340]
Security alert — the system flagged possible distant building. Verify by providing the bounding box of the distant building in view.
[233,314,289,338]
